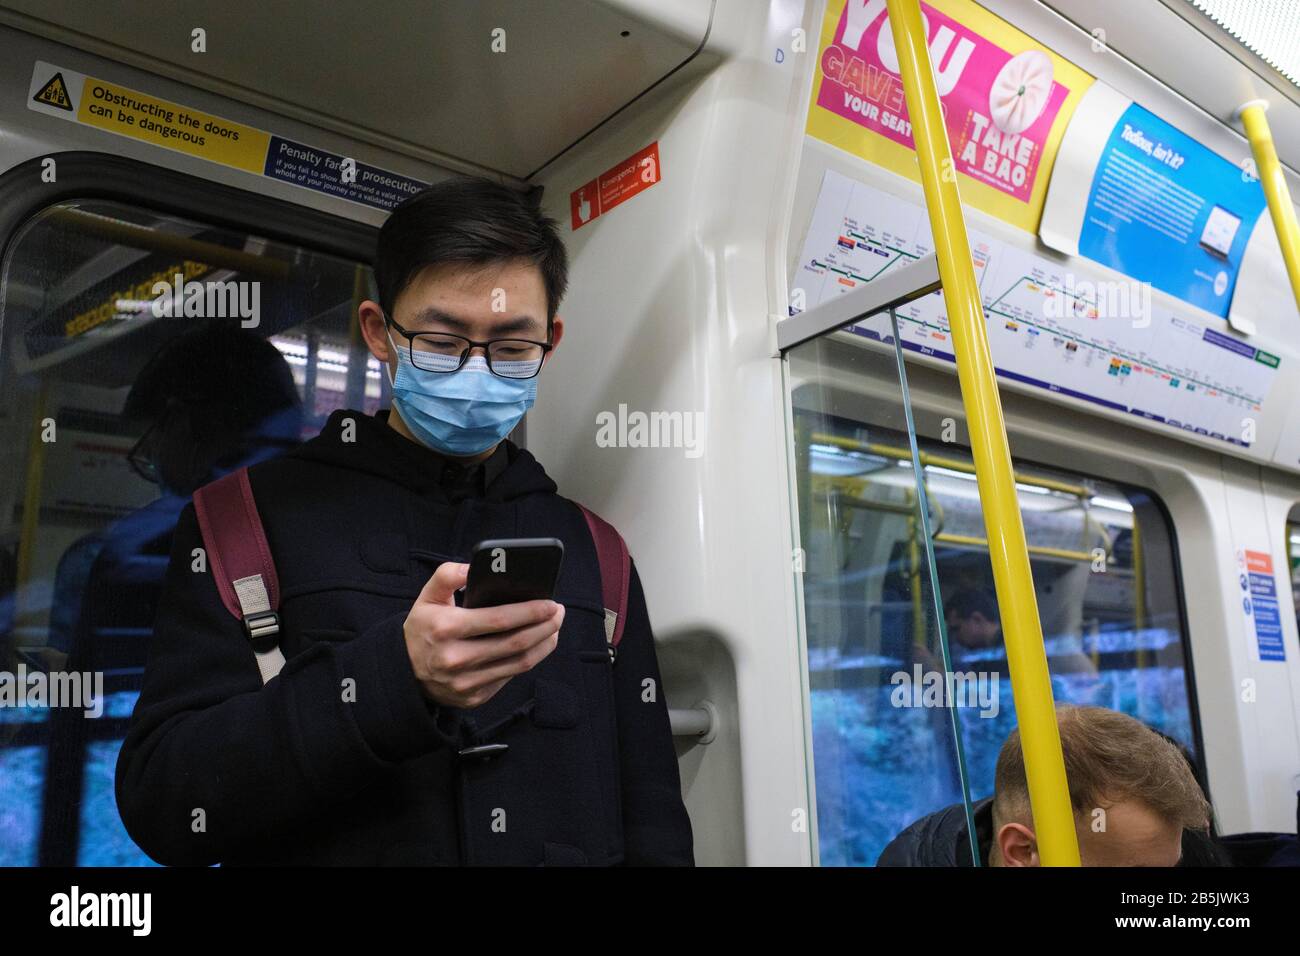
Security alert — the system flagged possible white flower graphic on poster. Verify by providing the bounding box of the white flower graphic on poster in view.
[989,50,1054,134]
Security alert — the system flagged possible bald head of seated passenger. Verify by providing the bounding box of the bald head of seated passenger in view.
[990,706,1210,867]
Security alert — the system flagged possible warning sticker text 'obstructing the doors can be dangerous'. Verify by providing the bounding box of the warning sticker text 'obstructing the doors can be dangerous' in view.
[27,60,428,212]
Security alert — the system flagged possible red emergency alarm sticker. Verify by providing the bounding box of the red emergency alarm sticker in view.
[570,141,660,230]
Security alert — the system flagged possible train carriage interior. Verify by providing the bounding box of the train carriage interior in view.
[0,0,1297,894]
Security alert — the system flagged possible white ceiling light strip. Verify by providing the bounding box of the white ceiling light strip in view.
[1186,0,1300,87]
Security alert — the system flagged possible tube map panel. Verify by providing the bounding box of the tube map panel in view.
[793,170,1279,449]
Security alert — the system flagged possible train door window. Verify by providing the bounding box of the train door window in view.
[0,198,379,865]
[787,333,1197,866]
[915,431,1198,795]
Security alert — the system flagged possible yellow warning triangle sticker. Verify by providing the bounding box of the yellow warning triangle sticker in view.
[33,72,73,111]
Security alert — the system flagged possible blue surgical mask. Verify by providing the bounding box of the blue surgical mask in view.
[384,331,538,456]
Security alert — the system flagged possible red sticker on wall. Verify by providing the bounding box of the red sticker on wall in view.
[1245,550,1273,575]
[570,141,660,230]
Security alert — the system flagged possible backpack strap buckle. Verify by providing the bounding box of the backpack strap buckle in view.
[193,468,287,686]
[243,610,280,641]
[233,573,278,639]
[603,609,619,663]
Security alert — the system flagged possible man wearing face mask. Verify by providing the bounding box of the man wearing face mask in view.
[116,177,695,867]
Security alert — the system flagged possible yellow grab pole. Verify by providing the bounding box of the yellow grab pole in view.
[885,0,1080,865]
[1237,101,1300,315]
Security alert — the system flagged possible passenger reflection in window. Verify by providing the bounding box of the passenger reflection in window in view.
[52,324,303,656]
[39,325,301,864]
[938,586,1096,676]
[942,587,1002,655]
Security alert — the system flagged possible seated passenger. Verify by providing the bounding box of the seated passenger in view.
[943,586,1003,654]
[909,586,1005,676]
[877,705,1214,866]
[942,586,1096,676]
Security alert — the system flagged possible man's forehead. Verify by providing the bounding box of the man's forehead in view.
[394,262,548,330]
[404,305,543,336]
[405,259,545,298]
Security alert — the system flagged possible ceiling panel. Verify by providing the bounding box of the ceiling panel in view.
[0,0,714,180]
[1039,0,1300,173]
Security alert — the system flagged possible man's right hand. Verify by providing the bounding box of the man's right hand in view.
[402,561,564,709]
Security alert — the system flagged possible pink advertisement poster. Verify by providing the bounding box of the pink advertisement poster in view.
[816,0,1071,204]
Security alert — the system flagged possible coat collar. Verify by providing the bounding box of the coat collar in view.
[287,408,557,503]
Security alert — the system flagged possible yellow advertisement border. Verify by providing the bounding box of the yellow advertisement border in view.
[806,0,1096,233]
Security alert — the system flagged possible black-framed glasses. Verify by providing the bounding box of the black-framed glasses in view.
[385,313,552,380]
[127,419,161,484]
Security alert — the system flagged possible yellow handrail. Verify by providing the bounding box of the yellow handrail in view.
[933,533,1096,564]
[908,512,926,648]
[14,382,50,624]
[1132,518,1146,670]
[885,0,1080,865]
[811,471,1109,562]
[810,433,1091,498]
[1237,101,1300,315]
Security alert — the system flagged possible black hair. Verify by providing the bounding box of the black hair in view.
[124,322,299,425]
[943,586,1000,623]
[1151,728,1231,866]
[374,176,569,325]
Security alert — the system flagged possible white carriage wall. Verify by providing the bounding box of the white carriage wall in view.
[527,0,817,865]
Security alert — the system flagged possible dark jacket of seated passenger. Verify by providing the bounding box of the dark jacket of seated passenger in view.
[114,408,694,867]
[1216,790,1300,867]
[876,797,1231,866]
[877,797,995,866]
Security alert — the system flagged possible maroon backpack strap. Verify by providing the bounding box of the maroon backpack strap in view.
[576,503,630,662]
[192,467,286,685]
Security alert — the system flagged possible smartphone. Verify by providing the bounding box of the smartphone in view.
[462,537,564,609]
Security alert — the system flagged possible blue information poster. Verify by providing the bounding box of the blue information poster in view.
[1077,103,1267,318]
[1241,549,1286,662]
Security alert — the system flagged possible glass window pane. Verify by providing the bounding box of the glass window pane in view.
[786,319,1198,865]
[787,322,979,867]
[0,198,375,865]
[923,432,1198,799]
